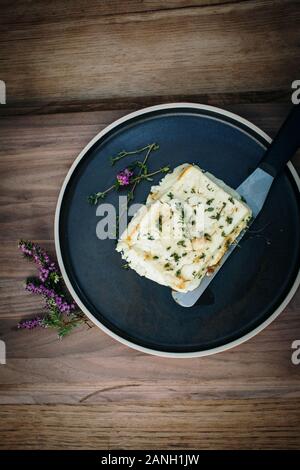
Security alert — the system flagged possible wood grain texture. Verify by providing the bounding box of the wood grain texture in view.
[0,104,299,242]
[1,400,300,449]
[1,0,300,451]
[0,0,241,25]
[0,104,299,413]
[1,0,299,109]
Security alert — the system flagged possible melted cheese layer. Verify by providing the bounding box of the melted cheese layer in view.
[116,164,252,292]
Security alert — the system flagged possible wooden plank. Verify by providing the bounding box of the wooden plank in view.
[0,104,299,241]
[0,1,299,107]
[0,292,299,403]
[1,0,300,451]
[0,90,290,117]
[0,1,239,25]
[1,400,300,449]
[0,104,299,406]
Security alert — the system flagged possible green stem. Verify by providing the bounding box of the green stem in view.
[89,166,170,205]
[110,143,158,166]
[88,183,116,204]
[127,143,156,202]
[129,167,169,183]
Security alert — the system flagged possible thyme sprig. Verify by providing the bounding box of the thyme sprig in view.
[127,143,157,203]
[88,137,170,210]
[110,143,159,166]
[88,142,164,205]
[88,166,170,205]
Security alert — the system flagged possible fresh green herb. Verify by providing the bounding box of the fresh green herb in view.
[147,235,154,240]
[191,220,196,225]
[109,143,159,166]
[204,233,212,241]
[127,164,170,203]
[136,160,149,175]
[158,214,163,232]
[228,196,235,204]
[88,189,110,205]
[207,198,214,205]
[42,302,86,338]
[222,231,226,237]
[171,252,181,262]
[167,192,174,200]
[226,216,233,224]
[175,202,184,219]
[153,255,159,260]
[210,202,226,221]
[177,240,186,247]
[164,262,172,270]
[240,195,247,203]
[191,188,196,194]
[176,269,181,277]
[88,143,170,205]
[205,207,214,212]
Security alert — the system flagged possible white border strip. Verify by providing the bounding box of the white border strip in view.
[54,103,300,358]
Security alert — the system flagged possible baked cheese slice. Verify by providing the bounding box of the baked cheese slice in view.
[116,164,252,292]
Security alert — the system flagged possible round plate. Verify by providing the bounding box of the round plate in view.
[55,103,300,357]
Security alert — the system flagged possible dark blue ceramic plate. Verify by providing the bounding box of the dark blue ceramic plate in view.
[55,104,300,357]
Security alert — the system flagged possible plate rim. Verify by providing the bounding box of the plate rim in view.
[54,102,300,358]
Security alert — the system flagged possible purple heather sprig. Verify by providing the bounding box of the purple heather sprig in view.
[18,240,87,338]
[25,282,76,314]
[19,240,58,283]
[17,316,44,330]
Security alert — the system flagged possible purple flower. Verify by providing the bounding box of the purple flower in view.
[49,295,76,314]
[18,240,80,338]
[19,241,57,271]
[17,316,44,330]
[116,168,133,186]
[39,267,49,282]
[25,282,76,314]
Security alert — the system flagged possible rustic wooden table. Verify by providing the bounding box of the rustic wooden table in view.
[0,0,300,450]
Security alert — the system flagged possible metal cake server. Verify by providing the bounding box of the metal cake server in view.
[172,104,300,307]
